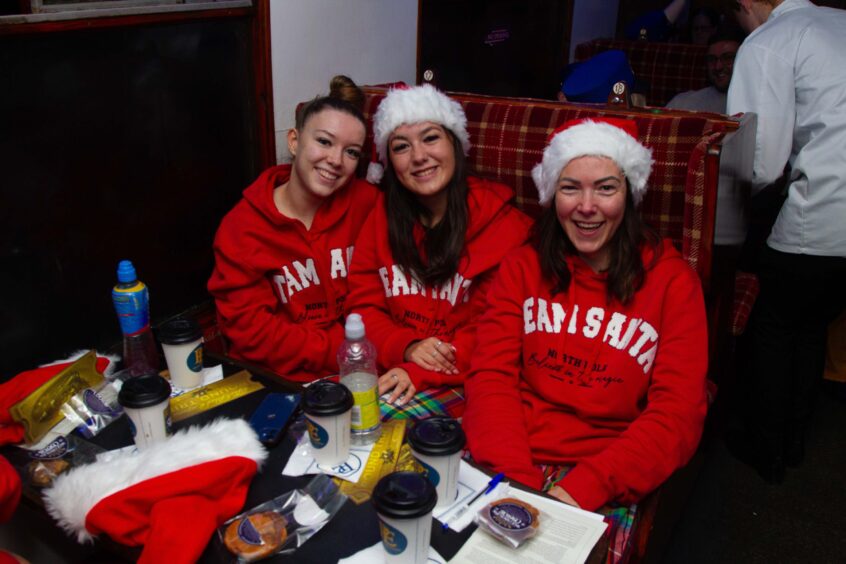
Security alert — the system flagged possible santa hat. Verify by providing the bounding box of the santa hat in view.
[366,83,470,184]
[531,117,654,207]
[43,418,266,564]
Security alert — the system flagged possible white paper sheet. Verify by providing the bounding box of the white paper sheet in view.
[338,541,447,564]
[436,461,511,532]
[450,488,607,564]
[281,439,376,483]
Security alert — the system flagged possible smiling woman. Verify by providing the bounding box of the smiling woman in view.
[346,84,532,415]
[463,117,709,562]
[208,76,380,383]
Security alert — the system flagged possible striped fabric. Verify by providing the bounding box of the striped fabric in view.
[730,271,760,336]
[379,385,465,422]
[541,464,637,564]
[362,88,726,288]
[574,39,708,107]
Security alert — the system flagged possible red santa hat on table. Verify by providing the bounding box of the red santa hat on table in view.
[43,418,266,564]
[531,117,654,207]
[366,83,471,184]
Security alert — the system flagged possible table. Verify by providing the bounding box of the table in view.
[5,359,606,563]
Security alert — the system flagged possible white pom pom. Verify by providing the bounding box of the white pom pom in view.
[366,162,384,185]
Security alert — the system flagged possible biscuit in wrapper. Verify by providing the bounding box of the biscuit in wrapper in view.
[474,497,541,548]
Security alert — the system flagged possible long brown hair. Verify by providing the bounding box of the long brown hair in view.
[534,185,660,304]
[384,131,469,287]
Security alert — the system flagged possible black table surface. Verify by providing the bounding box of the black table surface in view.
[7,359,604,563]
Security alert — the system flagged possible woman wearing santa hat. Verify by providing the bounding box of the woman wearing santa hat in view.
[347,84,532,413]
[208,76,379,382]
[462,118,708,562]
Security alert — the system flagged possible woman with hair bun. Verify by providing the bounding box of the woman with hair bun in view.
[346,84,532,414]
[209,75,378,382]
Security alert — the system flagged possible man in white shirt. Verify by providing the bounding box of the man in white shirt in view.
[667,29,742,114]
[726,0,846,483]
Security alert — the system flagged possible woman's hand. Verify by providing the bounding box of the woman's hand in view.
[378,368,416,406]
[547,486,580,507]
[404,337,458,374]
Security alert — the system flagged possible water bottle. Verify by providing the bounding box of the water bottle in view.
[112,260,158,376]
[338,313,382,445]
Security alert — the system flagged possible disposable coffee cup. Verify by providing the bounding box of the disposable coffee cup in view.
[302,381,353,467]
[158,317,204,389]
[408,417,465,508]
[372,471,438,564]
[118,373,172,449]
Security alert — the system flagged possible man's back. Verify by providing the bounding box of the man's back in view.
[728,0,846,256]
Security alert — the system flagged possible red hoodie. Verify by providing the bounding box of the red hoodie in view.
[346,177,532,389]
[463,240,708,511]
[208,165,379,382]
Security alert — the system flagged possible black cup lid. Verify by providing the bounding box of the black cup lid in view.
[302,381,353,416]
[158,317,202,345]
[118,374,172,408]
[408,416,466,456]
[372,471,437,519]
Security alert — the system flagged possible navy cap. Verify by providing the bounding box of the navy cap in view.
[563,50,635,103]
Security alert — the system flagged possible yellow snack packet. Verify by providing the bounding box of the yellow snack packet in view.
[10,351,105,445]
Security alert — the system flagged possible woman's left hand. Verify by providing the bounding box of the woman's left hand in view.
[547,486,580,507]
[404,337,458,374]
[378,368,416,406]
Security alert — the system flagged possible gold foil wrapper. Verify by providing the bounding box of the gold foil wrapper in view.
[10,351,105,445]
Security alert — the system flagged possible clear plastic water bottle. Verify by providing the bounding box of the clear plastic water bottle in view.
[338,313,382,445]
[112,260,158,377]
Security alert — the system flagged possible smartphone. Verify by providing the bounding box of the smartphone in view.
[248,392,301,447]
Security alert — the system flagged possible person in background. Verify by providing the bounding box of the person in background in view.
[689,6,721,44]
[347,84,532,415]
[726,0,846,483]
[208,76,379,382]
[557,50,640,105]
[625,0,689,41]
[464,117,708,563]
[666,27,743,113]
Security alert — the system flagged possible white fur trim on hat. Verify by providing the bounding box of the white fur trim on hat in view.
[43,418,266,543]
[531,120,654,207]
[370,84,470,183]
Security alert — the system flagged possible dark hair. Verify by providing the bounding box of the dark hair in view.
[707,24,746,46]
[691,6,720,27]
[384,130,469,288]
[534,183,661,305]
[294,75,366,131]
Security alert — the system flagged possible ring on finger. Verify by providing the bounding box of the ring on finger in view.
[435,340,442,349]
[392,373,398,381]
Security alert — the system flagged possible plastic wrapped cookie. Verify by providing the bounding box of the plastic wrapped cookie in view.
[474,497,541,548]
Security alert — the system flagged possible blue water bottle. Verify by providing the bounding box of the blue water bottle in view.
[112,260,158,376]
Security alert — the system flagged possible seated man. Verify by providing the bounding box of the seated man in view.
[666,27,744,113]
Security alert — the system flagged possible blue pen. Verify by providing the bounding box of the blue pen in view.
[442,472,505,531]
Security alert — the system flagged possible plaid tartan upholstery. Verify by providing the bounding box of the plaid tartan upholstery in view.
[379,385,465,422]
[574,39,708,107]
[362,88,723,288]
[730,271,760,336]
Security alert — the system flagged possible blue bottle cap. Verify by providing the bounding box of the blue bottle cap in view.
[117,260,137,283]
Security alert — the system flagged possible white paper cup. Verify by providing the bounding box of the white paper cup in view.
[302,381,353,467]
[408,417,466,508]
[372,472,437,564]
[117,374,172,449]
[158,317,204,389]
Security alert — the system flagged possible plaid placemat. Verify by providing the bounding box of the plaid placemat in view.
[379,385,465,422]
[541,465,637,564]
[731,271,760,336]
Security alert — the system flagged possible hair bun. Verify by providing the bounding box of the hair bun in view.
[329,75,364,112]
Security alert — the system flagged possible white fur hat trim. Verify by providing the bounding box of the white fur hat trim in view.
[531,119,654,207]
[43,418,266,543]
[370,84,470,183]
